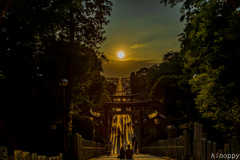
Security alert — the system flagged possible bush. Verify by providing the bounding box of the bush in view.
[93,135,105,144]
[72,115,94,140]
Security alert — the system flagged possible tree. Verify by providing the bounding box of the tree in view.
[108,82,117,95]
[159,0,240,140]
[148,51,196,130]
[0,0,112,153]
[130,68,150,100]
[183,1,240,133]
[72,115,95,140]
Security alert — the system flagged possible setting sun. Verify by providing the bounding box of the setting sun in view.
[118,51,124,58]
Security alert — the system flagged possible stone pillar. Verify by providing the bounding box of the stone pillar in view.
[138,106,143,147]
[31,153,37,160]
[14,150,23,160]
[218,149,223,160]
[183,130,191,158]
[211,142,217,160]
[231,139,240,160]
[201,138,207,160]
[132,114,135,126]
[74,133,82,160]
[206,141,211,160]
[0,147,8,160]
[121,106,126,112]
[212,142,217,160]
[105,108,109,141]
[58,153,63,160]
[23,152,30,160]
[224,143,230,156]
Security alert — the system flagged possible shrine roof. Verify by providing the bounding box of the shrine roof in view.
[109,93,140,98]
[105,99,152,106]
[89,108,101,117]
[167,125,176,129]
[148,110,166,119]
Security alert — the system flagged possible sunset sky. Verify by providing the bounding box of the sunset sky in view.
[100,0,184,78]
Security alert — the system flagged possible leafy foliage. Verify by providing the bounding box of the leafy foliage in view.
[72,115,94,140]
[184,1,240,133]
[160,0,240,139]
[0,0,112,153]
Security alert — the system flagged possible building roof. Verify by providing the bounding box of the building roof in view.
[148,110,166,119]
[109,92,140,98]
[89,108,101,117]
[167,125,176,129]
[105,99,152,106]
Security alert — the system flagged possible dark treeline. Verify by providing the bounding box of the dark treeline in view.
[0,0,112,157]
[131,0,240,145]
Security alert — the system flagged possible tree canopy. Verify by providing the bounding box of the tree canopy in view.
[0,0,112,154]
[135,0,240,143]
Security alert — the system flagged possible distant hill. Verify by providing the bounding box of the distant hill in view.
[106,77,129,81]
[106,77,130,84]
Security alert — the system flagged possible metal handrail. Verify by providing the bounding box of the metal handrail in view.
[141,146,184,149]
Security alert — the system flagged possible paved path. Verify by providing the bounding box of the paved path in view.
[110,77,135,154]
[91,154,168,160]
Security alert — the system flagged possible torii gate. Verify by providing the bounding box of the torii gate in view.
[98,93,153,146]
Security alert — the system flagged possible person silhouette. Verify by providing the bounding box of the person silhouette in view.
[126,145,133,159]
[127,122,130,129]
[132,136,136,147]
[134,141,138,154]
[104,141,111,156]
[118,126,120,135]
[117,147,125,159]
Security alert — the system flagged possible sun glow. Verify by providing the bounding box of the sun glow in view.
[118,51,124,58]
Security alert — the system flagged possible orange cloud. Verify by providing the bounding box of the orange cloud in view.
[130,43,145,49]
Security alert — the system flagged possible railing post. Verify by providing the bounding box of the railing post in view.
[211,142,217,160]
[79,135,83,160]
[207,141,211,160]
[201,138,207,160]
[173,138,177,159]
[93,142,95,157]
[14,150,23,160]
[23,151,30,160]
[231,139,239,159]
[176,137,180,159]
[74,133,82,160]
[0,146,8,160]
[91,141,93,159]
[224,143,230,157]
[98,143,100,156]
[31,153,37,160]
[87,141,89,159]
[183,130,191,159]
[218,149,223,160]
[167,139,170,157]
[58,153,63,160]
[164,140,167,157]
[160,140,163,156]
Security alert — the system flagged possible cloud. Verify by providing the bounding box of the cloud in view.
[102,59,158,78]
[130,43,146,49]
[110,58,157,63]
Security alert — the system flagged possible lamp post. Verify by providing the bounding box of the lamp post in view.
[59,79,68,160]
[193,74,199,122]
[121,116,124,147]
[148,111,166,146]
[154,116,161,148]
[154,116,161,131]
